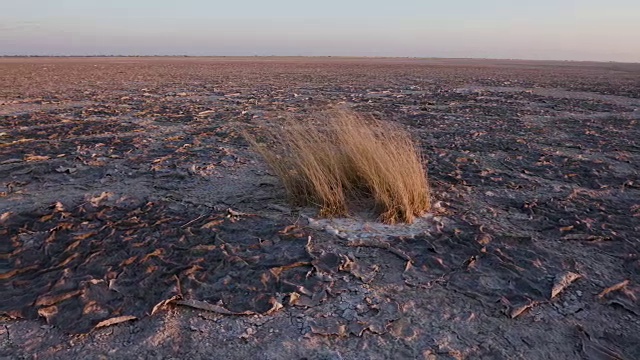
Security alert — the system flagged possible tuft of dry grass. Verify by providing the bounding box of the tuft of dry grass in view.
[245,110,431,223]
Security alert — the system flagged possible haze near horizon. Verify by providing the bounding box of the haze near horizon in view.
[1,0,638,62]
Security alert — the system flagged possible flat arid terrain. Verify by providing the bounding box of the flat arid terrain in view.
[1,57,639,359]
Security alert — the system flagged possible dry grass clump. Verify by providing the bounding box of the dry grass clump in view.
[246,110,431,224]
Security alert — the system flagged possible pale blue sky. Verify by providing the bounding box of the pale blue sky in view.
[1,0,638,61]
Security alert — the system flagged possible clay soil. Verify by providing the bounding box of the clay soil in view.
[1,57,640,359]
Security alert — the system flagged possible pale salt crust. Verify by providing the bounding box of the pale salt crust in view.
[303,211,447,241]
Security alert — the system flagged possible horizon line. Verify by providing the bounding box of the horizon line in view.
[1,54,638,65]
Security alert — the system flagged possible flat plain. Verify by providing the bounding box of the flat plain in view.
[1,57,639,359]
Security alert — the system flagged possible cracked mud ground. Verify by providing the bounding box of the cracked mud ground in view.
[1,57,640,359]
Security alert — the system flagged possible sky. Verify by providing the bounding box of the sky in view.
[0,0,638,62]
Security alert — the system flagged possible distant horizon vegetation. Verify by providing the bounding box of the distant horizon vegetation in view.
[0,54,637,64]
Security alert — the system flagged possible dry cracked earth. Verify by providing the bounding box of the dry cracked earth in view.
[1,57,640,359]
